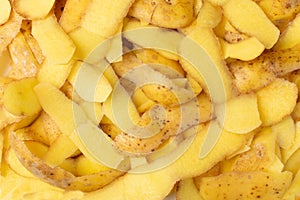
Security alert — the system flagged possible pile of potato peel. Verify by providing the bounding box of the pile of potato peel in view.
[1,0,300,199]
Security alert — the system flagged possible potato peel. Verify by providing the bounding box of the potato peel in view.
[0,10,23,56]
[199,171,292,199]
[80,0,134,37]
[8,32,39,79]
[129,0,195,28]
[114,98,200,155]
[1,0,300,198]
[0,107,24,131]
[59,0,89,33]
[32,14,76,65]
[9,129,125,192]
[223,0,280,49]
[13,0,55,20]
[83,123,252,199]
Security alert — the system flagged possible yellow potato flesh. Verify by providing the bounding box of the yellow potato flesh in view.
[216,93,261,134]
[222,0,280,49]
[199,171,292,200]
[68,27,106,60]
[220,37,265,61]
[59,0,90,33]
[0,0,11,25]
[1,0,300,198]
[274,14,300,50]
[176,178,203,200]
[32,14,75,64]
[13,0,55,20]
[42,135,78,167]
[196,1,222,28]
[257,78,298,126]
[272,116,295,149]
[38,59,74,88]
[84,123,251,199]
[80,0,134,37]
[3,78,41,117]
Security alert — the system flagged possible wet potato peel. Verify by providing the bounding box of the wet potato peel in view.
[1,0,300,199]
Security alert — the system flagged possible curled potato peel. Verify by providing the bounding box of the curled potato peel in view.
[2,0,300,198]
[258,0,300,31]
[59,0,90,33]
[222,0,280,49]
[20,112,62,146]
[8,32,39,79]
[20,20,45,65]
[129,0,195,28]
[114,97,202,155]
[4,146,36,178]
[0,10,23,56]
[261,49,300,76]
[82,123,252,199]
[9,129,125,192]
[113,50,184,79]
[123,64,195,106]
[178,25,237,102]
[109,62,201,154]
[0,107,24,131]
[196,0,222,28]
[34,76,200,172]
[228,48,300,93]
[133,49,185,76]
[113,52,194,106]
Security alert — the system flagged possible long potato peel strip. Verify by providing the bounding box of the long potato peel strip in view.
[8,129,124,192]
[83,124,252,199]
[9,79,252,198]
[0,10,22,55]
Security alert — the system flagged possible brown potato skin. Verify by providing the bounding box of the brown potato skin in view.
[9,130,124,192]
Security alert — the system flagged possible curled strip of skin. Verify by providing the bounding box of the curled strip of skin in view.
[129,0,196,28]
[228,48,300,92]
[230,48,300,69]
[0,107,24,130]
[9,130,125,192]
[113,98,201,155]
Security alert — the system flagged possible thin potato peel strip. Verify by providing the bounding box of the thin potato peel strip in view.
[222,0,280,49]
[0,10,23,56]
[8,32,39,79]
[59,0,90,33]
[32,14,76,65]
[83,124,252,199]
[9,129,124,192]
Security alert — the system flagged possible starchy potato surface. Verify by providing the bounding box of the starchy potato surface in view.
[1,0,300,199]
